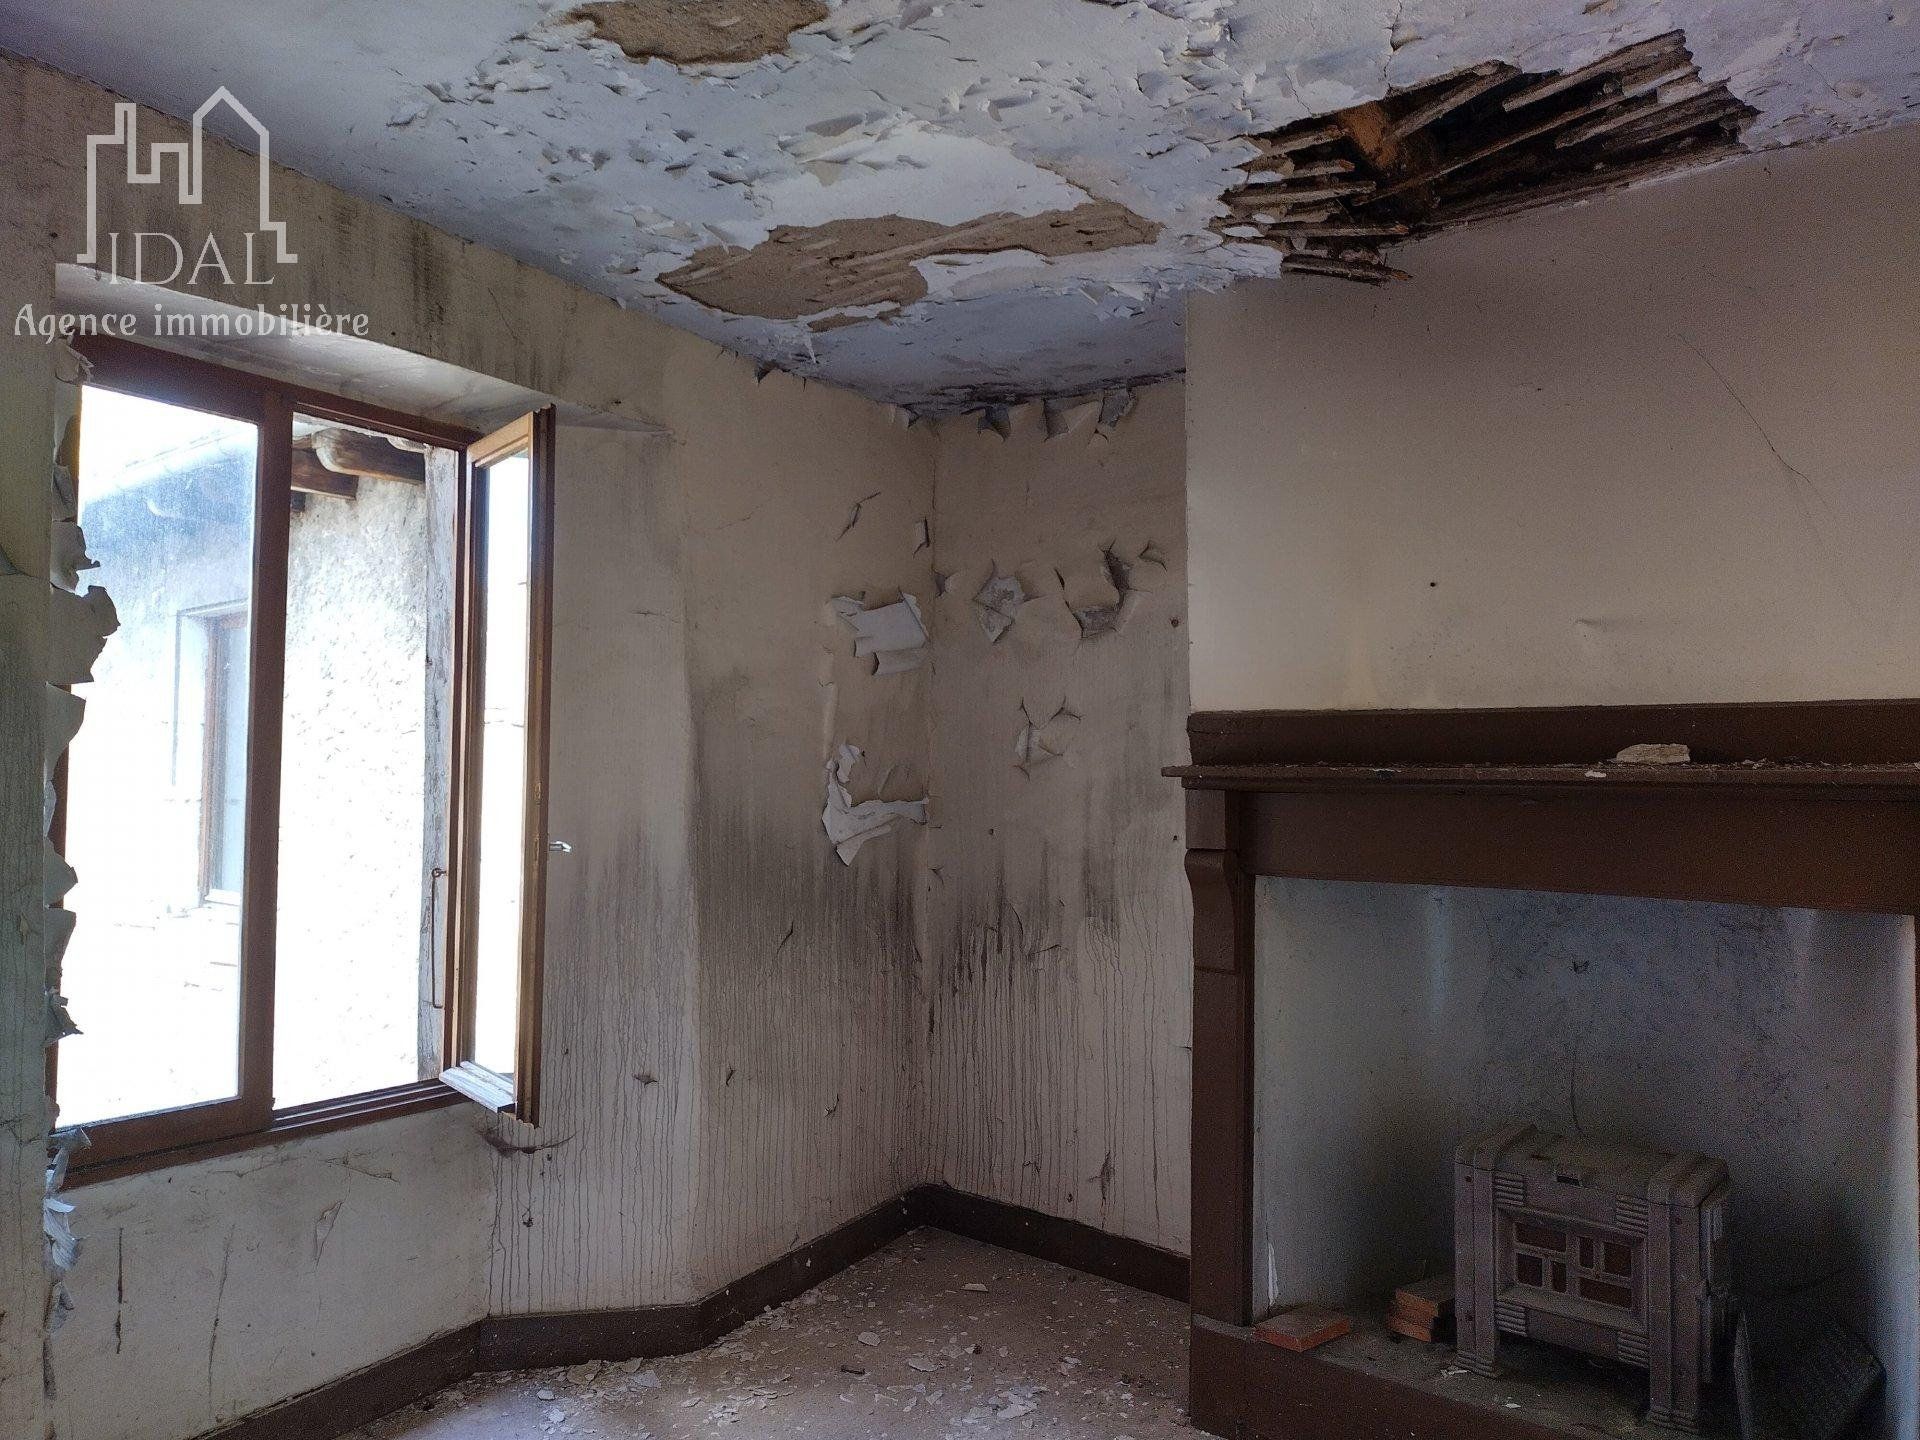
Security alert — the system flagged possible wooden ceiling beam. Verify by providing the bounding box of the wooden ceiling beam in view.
[290,449,359,500]
[309,427,427,485]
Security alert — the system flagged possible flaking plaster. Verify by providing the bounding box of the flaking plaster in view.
[3,0,1916,407]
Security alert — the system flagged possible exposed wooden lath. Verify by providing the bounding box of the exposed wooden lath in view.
[1216,32,1757,285]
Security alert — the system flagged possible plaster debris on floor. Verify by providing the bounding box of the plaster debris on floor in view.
[341,1230,1192,1440]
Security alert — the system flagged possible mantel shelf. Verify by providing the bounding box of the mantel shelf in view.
[1166,760,1920,794]
[1174,700,1920,926]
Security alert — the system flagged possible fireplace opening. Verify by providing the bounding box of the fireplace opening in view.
[1252,879,1918,1438]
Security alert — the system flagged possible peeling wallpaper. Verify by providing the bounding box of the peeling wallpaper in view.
[4,0,1918,405]
[488,364,938,1316]
[4,62,1196,1440]
[675,379,932,1296]
[920,388,1191,1254]
[14,46,1919,1440]
[0,57,936,1437]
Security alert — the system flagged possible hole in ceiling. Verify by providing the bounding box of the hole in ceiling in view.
[569,0,831,66]
[658,203,1161,320]
[1218,31,1757,284]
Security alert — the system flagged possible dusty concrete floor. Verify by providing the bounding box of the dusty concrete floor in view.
[347,1228,1193,1439]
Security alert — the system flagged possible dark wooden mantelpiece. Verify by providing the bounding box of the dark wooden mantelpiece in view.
[1171,699,1920,1440]
[1172,699,1920,916]
[1184,698,1920,768]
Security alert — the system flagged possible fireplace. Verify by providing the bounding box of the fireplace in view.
[1171,701,1920,1440]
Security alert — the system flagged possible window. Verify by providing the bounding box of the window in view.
[55,339,555,1179]
[441,416,554,1123]
[57,392,258,1135]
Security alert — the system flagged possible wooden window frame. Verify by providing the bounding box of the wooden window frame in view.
[55,337,519,1187]
[192,603,250,905]
[439,410,556,1125]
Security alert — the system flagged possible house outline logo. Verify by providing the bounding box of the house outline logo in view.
[79,86,295,269]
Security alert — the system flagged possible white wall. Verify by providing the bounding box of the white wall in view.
[487,379,934,1313]
[487,419,702,1312]
[50,1112,489,1440]
[673,366,932,1299]
[1187,124,1920,712]
[919,393,1191,1254]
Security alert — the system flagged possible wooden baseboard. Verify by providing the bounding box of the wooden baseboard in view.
[1190,1315,1566,1440]
[199,1185,1188,1440]
[478,1191,918,1368]
[206,1325,478,1440]
[905,1184,1190,1302]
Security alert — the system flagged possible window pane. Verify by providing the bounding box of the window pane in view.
[59,386,258,1128]
[272,419,443,1107]
[471,453,531,1078]
[206,611,249,896]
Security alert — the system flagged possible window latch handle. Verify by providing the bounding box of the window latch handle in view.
[548,839,574,854]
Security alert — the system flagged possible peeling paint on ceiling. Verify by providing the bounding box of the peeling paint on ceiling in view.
[5,0,1917,409]
[659,202,1160,317]
[570,0,833,65]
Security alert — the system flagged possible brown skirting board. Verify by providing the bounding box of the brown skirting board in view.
[202,1184,1189,1440]
[204,1327,479,1440]
[1191,1317,1566,1440]
[478,1191,917,1368]
[909,1182,1190,1302]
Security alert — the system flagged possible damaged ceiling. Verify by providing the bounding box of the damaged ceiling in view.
[1216,31,1760,283]
[5,0,1918,409]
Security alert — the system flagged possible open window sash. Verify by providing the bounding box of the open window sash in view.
[441,409,555,1124]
